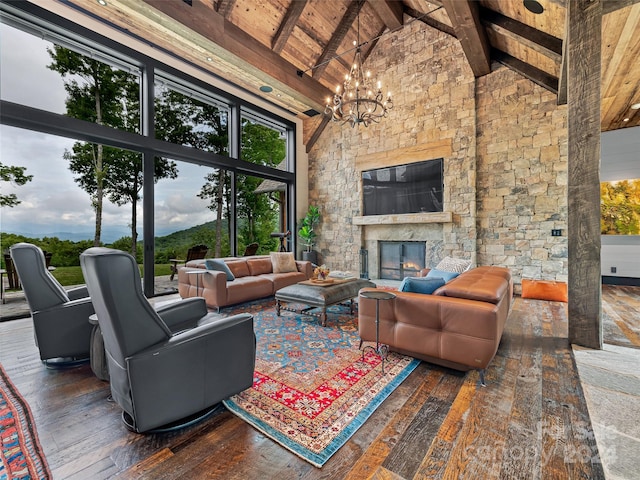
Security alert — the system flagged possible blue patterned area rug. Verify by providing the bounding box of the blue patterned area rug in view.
[0,364,52,479]
[221,299,420,468]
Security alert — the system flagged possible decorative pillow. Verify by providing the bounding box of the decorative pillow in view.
[521,279,568,302]
[435,256,472,273]
[426,268,460,283]
[270,252,298,273]
[400,276,446,295]
[247,257,272,276]
[204,259,235,281]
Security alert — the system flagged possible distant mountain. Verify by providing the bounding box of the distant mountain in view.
[6,227,130,243]
[4,220,231,247]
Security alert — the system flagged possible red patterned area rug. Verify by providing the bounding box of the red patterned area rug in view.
[0,364,52,479]
[221,299,420,467]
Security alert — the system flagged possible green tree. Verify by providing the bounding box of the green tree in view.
[48,45,136,246]
[50,47,179,255]
[156,88,231,257]
[192,102,229,257]
[0,162,33,207]
[601,180,640,235]
[235,120,286,248]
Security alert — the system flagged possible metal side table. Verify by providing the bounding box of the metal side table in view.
[360,290,396,373]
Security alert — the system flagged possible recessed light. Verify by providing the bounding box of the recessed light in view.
[259,85,273,93]
[97,0,107,6]
[206,56,212,62]
[523,0,544,14]
[623,118,630,122]
[631,103,640,110]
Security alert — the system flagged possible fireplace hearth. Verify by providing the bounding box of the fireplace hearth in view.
[379,241,426,280]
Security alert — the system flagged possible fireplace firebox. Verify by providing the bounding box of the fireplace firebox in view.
[379,241,425,280]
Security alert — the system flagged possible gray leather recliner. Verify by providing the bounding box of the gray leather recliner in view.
[80,247,256,433]
[10,242,94,362]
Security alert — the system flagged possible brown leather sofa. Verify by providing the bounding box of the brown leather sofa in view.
[358,266,512,383]
[178,256,312,310]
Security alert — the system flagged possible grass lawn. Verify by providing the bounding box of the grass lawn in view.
[51,264,173,286]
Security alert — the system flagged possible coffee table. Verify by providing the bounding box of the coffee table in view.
[275,278,376,326]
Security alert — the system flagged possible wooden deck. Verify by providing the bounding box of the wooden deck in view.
[2,289,635,479]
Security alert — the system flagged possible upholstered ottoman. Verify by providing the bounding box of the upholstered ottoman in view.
[275,278,375,326]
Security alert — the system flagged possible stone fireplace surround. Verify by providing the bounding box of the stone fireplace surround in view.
[362,222,445,280]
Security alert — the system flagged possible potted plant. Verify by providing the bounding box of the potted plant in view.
[298,205,320,264]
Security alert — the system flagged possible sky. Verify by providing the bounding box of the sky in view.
[0,22,215,242]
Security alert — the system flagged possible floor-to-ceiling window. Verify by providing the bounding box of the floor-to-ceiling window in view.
[0,2,296,296]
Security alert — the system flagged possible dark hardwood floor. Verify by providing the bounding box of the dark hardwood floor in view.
[3,288,634,479]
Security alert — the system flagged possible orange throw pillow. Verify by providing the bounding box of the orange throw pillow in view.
[521,279,568,302]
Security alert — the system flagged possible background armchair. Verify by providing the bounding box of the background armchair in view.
[80,247,256,433]
[9,242,94,362]
[169,244,209,280]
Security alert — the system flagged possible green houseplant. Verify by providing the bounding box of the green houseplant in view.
[298,205,320,264]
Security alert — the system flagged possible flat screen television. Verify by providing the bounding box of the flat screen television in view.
[362,158,443,216]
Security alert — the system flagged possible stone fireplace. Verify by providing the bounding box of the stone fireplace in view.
[358,218,447,280]
[378,241,425,280]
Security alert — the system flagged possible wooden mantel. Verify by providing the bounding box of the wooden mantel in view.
[355,139,453,172]
[353,212,453,225]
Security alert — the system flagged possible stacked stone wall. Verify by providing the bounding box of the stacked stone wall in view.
[307,22,568,286]
[307,22,476,273]
[476,67,568,285]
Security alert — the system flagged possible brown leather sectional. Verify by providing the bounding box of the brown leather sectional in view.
[178,256,313,310]
[358,266,513,380]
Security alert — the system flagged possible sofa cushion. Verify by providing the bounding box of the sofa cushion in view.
[270,252,298,273]
[226,260,251,278]
[426,268,460,283]
[226,276,273,304]
[435,256,472,273]
[399,277,446,295]
[247,257,273,276]
[204,259,235,281]
[436,272,508,305]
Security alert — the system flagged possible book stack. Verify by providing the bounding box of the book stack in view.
[328,271,355,280]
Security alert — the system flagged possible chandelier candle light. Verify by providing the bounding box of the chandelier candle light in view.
[325,7,392,127]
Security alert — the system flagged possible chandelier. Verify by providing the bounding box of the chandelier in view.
[324,5,392,127]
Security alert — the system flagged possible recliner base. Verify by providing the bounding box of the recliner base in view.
[43,357,90,369]
[122,403,225,434]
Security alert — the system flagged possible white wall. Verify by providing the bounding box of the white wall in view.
[601,127,640,279]
[601,236,640,278]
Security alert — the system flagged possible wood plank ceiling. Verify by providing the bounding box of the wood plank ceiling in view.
[56,0,640,140]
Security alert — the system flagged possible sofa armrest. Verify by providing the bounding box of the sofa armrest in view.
[66,285,89,300]
[418,268,431,277]
[435,271,508,305]
[295,260,313,279]
[156,297,208,333]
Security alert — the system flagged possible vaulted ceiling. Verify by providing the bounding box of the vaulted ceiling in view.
[53,0,640,140]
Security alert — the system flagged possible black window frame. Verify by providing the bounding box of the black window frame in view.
[0,0,297,296]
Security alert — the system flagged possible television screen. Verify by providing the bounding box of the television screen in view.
[362,158,443,216]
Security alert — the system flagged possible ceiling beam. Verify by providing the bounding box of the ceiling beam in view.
[312,1,362,79]
[442,0,491,76]
[271,0,308,53]
[602,0,640,15]
[142,0,332,112]
[367,0,404,31]
[492,48,558,94]
[305,115,330,153]
[557,12,569,105]
[215,0,236,18]
[405,6,457,37]
[481,7,562,63]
